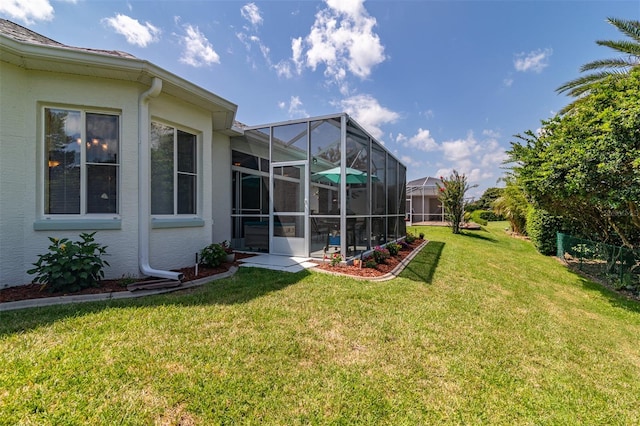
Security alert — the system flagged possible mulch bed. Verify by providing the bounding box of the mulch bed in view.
[0,244,424,304]
[312,239,424,278]
[0,253,256,304]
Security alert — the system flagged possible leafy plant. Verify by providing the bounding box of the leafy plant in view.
[405,233,416,244]
[372,246,390,264]
[364,257,377,268]
[200,243,227,267]
[386,242,401,256]
[329,253,343,267]
[437,170,477,234]
[419,232,425,240]
[27,232,110,293]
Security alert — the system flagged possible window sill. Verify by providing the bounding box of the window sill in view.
[151,217,205,229]
[34,218,122,231]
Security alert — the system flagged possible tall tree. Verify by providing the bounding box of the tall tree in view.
[437,170,476,234]
[511,70,640,248]
[557,17,640,110]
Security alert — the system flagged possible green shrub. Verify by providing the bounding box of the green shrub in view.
[405,233,416,244]
[386,242,401,256]
[27,232,110,293]
[419,232,425,240]
[469,210,488,226]
[200,243,227,267]
[364,258,377,268]
[527,208,563,255]
[373,246,390,264]
[478,210,504,221]
[329,252,342,267]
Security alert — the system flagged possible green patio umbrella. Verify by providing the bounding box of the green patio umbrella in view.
[313,166,377,184]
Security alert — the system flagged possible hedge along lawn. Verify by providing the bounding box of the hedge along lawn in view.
[1,223,639,425]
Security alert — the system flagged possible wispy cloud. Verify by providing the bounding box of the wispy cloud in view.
[279,95,309,118]
[178,24,220,67]
[514,48,552,73]
[241,3,263,27]
[102,14,161,47]
[0,0,54,24]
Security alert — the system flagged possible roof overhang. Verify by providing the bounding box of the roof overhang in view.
[0,33,238,130]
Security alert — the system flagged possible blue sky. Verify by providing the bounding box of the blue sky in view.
[3,0,640,197]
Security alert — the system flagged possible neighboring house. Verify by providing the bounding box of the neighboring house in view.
[406,176,444,223]
[0,20,406,288]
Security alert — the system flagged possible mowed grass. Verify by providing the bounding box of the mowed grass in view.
[1,222,640,425]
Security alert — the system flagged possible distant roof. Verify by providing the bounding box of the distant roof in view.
[407,176,442,187]
[0,18,137,59]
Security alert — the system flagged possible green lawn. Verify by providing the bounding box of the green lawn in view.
[1,222,639,425]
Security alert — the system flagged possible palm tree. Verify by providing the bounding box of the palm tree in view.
[557,17,640,100]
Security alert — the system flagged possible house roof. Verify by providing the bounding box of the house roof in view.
[0,19,237,130]
[0,19,137,59]
[407,176,442,187]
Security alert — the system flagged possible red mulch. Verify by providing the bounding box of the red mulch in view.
[312,239,424,278]
[0,243,424,304]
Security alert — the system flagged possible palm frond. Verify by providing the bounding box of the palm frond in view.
[581,58,636,72]
[556,71,617,95]
[607,17,640,43]
[595,40,640,57]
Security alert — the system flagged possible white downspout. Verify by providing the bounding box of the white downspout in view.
[138,77,184,281]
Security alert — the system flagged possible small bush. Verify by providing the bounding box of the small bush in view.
[405,233,416,244]
[419,232,425,240]
[386,242,401,256]
[372,246,390,264]
[329,253,342,267]
[364,257,377,268]
[27,232,110,293]
[469,210,488,226]
[200,243,227,267]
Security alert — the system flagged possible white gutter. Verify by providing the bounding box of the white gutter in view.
[138,77,184,281]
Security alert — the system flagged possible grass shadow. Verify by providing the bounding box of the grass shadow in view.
[459,228,498,243]
[0,267,311,336]
[399,241,445,284]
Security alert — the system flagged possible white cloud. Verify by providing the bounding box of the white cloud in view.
[179,24,220,67]
[102,14,161,47]
[404,128,438,152]
[514,48,552,73]
[292,0,386,85]
[0,0,54,24]
[241,3,263,26]
[503,77,513,87]
[437,131,507,184]
[279,96,309,118]
[335,94,399,140]
[399,154,422,168]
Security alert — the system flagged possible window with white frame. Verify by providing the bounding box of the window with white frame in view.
[150,122,197,215]
[44,107,119,215]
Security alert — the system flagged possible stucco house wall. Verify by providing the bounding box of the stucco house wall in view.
[0,19,237,288]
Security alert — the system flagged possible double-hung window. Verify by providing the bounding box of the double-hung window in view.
[150,122,197,215]
[44,107,119,215]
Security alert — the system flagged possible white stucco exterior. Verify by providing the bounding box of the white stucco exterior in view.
[0,21,237,287]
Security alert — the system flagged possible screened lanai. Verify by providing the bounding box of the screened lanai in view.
[229,113,407,261]
[406,176,445,223]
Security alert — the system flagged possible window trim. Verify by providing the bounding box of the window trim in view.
[150,120,201,217]
[40,104,122,221]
